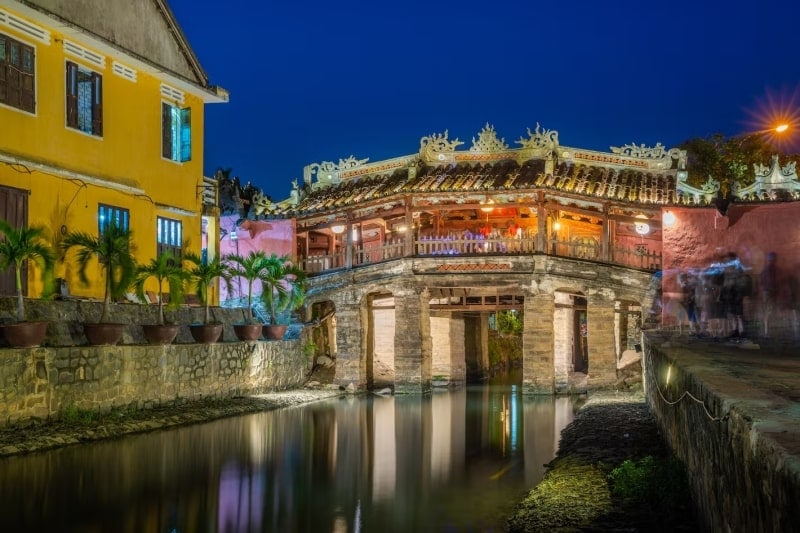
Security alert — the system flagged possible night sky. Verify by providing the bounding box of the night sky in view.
[168,0,800,203]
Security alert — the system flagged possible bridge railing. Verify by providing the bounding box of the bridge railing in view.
[415,235,537,256]
[300,237,660,274]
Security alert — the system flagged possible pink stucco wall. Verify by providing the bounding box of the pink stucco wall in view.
[661,203,800,323]
[218,215,296,301]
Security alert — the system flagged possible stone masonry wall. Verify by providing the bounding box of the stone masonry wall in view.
[642,334,800,531]
[0,339,305,427]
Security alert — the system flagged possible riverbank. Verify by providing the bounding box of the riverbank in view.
[507,388,698,532]
[0,388,344,457]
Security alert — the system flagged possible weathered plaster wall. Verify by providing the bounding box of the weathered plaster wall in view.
[0,339,305,427]
[661,203,800,328]
[219,215,296,301]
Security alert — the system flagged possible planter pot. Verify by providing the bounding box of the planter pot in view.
[142,324,180,345]
[189,323,223,344]
[262,324,287,340]
[84,323,125,346]
[233,323,263,341]
[2,321,48,348]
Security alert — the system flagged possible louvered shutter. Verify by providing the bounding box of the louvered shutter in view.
[162,102,172,159]
[91,72,102,136]
[179,107,191,162]
[20,44,34,112]
[66,61,78,128]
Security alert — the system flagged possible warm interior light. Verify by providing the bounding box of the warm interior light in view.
[352,228,359,241]
[397,225,408,233]
[662,210,676,227]
[776,123,789,133]
[552,221,561,231]
[480,199,495,213]
[331,224,345,234]
[634,214,650,235]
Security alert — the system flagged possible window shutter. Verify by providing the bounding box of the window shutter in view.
[66,61,78,128]
[91,71,102,136]
[161,102,172,159]
[5,40,20,108]
[179,107,191,162]
[20,44,34,112]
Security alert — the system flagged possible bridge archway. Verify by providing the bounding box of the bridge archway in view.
[363,291,396,390]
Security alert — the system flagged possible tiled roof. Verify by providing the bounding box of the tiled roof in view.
[283,159,679,216]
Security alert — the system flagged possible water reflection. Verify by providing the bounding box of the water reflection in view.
[0,384,576,532]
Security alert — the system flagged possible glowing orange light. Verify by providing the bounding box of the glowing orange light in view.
[775,123,789,133]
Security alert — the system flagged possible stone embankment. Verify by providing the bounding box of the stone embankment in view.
[0,388,344,457]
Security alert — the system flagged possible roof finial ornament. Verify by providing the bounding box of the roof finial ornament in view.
[470,123,508,152]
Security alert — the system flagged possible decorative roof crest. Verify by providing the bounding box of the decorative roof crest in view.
[610,142,669,158]
[420,130,464,162]
[305,155,369,188]
[516,123,559,151]
[470,123,508,152]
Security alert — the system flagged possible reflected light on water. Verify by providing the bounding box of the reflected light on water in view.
[0,383,577,532]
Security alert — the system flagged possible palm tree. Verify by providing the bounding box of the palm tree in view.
[225,250,269,323]
[134,252,188,325]
[260,253,306,325]
[184,252,232,324]
[61,223,136,323]
[0,220,55,322]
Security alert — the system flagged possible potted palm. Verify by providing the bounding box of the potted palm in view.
[225,250,269,341]
[184,252,232,343]
[62,223,136,346]
[260,253,306,340]
[134,252,188,345]
[0,221,55,347]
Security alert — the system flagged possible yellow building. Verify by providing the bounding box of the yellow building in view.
[0,0,226,298]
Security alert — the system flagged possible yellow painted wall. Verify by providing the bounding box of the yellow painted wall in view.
[0,6,211,299]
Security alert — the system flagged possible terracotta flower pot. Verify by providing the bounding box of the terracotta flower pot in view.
[189,323,223,344]
[84,323,125,346]
[233,323,263,341]
[262,324,287,340]
[142,324,180,345]
[2,321,48,348]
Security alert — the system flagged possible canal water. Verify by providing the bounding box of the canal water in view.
[0,378,577,532]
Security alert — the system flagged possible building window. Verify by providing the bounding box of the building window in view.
[98,204,129,234]
[66,61,102,136]
[0,33,35,113]
[157,216,182,258]
[162,102,191,162]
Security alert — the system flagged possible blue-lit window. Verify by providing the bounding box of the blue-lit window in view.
[161,102,191,162]
[66,61,102,136]
[98,204,129,234]
[157,216,182,259]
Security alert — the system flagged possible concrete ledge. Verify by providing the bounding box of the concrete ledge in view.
[642,331,800,531]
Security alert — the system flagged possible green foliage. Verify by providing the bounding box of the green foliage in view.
[260,253,307,325]
[0,220,56,322]
[680,133,777,192]
[184,252,233,324]
[224,251,307,325]
[61,223,136,323]
[60,404,97,425]
[224,250,270,323]
[496,310,523,335]
[609,455,690,512]
[134,252,190,325]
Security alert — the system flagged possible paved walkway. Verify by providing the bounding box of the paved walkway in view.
[649,328,800,460]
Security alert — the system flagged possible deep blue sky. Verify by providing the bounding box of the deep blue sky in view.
[169,0,800,202]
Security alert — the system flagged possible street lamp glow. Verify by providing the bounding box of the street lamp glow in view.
[775,123,789,133]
